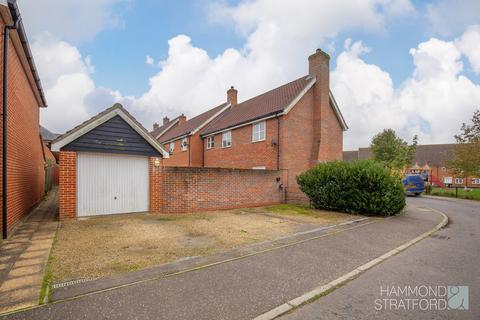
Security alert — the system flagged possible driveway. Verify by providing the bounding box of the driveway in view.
[0,201,444,320]
[280,197,479,319]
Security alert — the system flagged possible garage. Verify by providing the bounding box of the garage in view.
[51,104,169,218]
[77,153,149,217]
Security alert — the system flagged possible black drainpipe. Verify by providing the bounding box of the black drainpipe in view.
[276,115,280,170]
[2,16,19,239]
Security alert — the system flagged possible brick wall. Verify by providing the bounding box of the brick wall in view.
[58,151,76,219]
[149,157,163,212]
[204,118,279,169]
[158,166,285,214]
[162,137,190,167]
[0,15,46,235]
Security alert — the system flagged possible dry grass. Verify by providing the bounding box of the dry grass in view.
[50,206,354,282]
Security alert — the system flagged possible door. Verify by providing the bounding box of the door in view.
[77,152,149,217]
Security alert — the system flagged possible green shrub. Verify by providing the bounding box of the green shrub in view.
[297,160,406,216]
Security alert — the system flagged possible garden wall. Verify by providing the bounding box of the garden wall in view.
[152,166,285,214]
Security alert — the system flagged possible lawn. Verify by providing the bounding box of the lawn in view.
[49,205,354,283]
[429,187,480,201]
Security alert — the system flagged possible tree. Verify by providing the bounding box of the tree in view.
[448,110,480,180]
[370,129,418,172]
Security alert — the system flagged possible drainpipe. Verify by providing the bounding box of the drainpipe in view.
[2,16,19,239]
[276,116,280,170]
[188,136,191,166]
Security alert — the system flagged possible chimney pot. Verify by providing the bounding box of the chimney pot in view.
[163,116,170,125]
[153,122,159,130]
[178,114,187,125]
[227,86,238,107]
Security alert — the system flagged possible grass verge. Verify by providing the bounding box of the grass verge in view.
[429,187,480,201]
[39,231,58,304]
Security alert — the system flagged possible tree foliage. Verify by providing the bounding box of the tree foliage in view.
[448,110,480,178]
[370,129,418,172]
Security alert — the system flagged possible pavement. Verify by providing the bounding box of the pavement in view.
[0,188,58,314]
[0,200,446,320]
[279,196,479,319]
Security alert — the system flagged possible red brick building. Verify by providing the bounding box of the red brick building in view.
[0,1,48,237]
[344,144,480,188]
[153,49,348,202]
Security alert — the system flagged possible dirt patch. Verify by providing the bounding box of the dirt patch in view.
[50,206,354,282]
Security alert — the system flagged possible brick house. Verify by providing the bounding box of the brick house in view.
[153,49,348,202]
[344,144,480,188]
[1,1,48,237]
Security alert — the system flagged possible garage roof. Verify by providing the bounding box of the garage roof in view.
[51,104,170,158]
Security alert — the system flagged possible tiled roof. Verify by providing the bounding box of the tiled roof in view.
[150,116,181,138]
[200,76,312,135]
[343,144,455,166]
[158,103,229,143]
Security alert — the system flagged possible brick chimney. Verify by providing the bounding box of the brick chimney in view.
[308,48,338,163]
[178,114,187,125]
[227,86,238,107]
[153,122,159,131]
[163,116,170,125]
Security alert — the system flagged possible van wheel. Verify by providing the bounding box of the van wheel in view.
[414,193,421,196]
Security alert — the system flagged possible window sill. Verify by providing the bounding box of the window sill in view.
[252,138,266,143]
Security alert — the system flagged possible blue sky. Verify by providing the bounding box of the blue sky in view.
[20,0,480,149]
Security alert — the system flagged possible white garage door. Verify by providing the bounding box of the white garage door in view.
[77,152,149,217]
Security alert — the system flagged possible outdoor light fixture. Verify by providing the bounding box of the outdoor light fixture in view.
[154,158,161,167]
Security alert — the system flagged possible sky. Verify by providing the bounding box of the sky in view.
[18,0,480,150]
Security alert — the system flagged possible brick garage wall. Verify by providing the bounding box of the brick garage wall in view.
[58,151,76,219]
[0,15,46,234]
[157,166,285,214]
[204,118,279,170]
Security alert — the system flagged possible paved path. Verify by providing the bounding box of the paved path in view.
[280,197,479,319]
[0,202,442,320]
[0,189,58,314]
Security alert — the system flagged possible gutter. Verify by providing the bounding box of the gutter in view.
[6,0,47,108]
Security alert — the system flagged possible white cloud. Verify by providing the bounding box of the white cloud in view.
[332,36,480,150]
[145,55,155,65]
[426,0,480,36]
[456,25,480,75]
[18,0,129,44]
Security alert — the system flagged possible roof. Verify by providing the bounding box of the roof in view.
[150,116,181,139]
[3,0,47,107]
[158,102,229,143]
[40,126,59,141]
[51,104,169,158]
[343,144,455,166]
[200,76,312,135]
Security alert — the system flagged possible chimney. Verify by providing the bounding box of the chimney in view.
[227,86,238,107]
[163,116,170,125]
[153,122,159,131]
[308,48,336,163]
[178,114,186,125]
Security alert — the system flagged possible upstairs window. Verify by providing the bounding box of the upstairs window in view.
[206,136,214,149]
[169,142,174,154]
[181,138,188,151]
[222,131,232,148]
[252,121,266,142]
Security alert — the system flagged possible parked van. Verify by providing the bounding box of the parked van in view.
[403,174,425,196]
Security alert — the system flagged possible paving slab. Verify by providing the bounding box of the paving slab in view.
[0,189,58,314]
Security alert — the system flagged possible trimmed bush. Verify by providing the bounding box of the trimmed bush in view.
[297,160,406,216]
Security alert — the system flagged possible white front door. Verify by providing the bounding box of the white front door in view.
[77,152,149,217]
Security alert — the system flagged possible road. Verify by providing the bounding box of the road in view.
[1,197,477,319]
[280,197,479,319]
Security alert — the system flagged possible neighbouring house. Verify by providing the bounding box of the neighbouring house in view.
[1,0,48,238]
[51,104,170,219]
[40,126,60,191]
[153,49,348,202]
[344,144,480,188]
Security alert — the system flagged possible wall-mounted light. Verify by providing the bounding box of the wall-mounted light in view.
[154,158,161,167]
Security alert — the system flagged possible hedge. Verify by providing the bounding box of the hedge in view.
[297,160,406,216]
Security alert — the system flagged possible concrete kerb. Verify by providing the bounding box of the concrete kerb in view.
[252,207,449,320]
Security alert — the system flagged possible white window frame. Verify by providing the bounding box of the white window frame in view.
[181,138,188,151]
[252,121,266,142]
[169,142,174,154]
[252,166,266,170]
[206,136,214,149]
[472,178,480,185]
[454,177,463,184]
[222,131,232,148]
[443,177,452,184]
